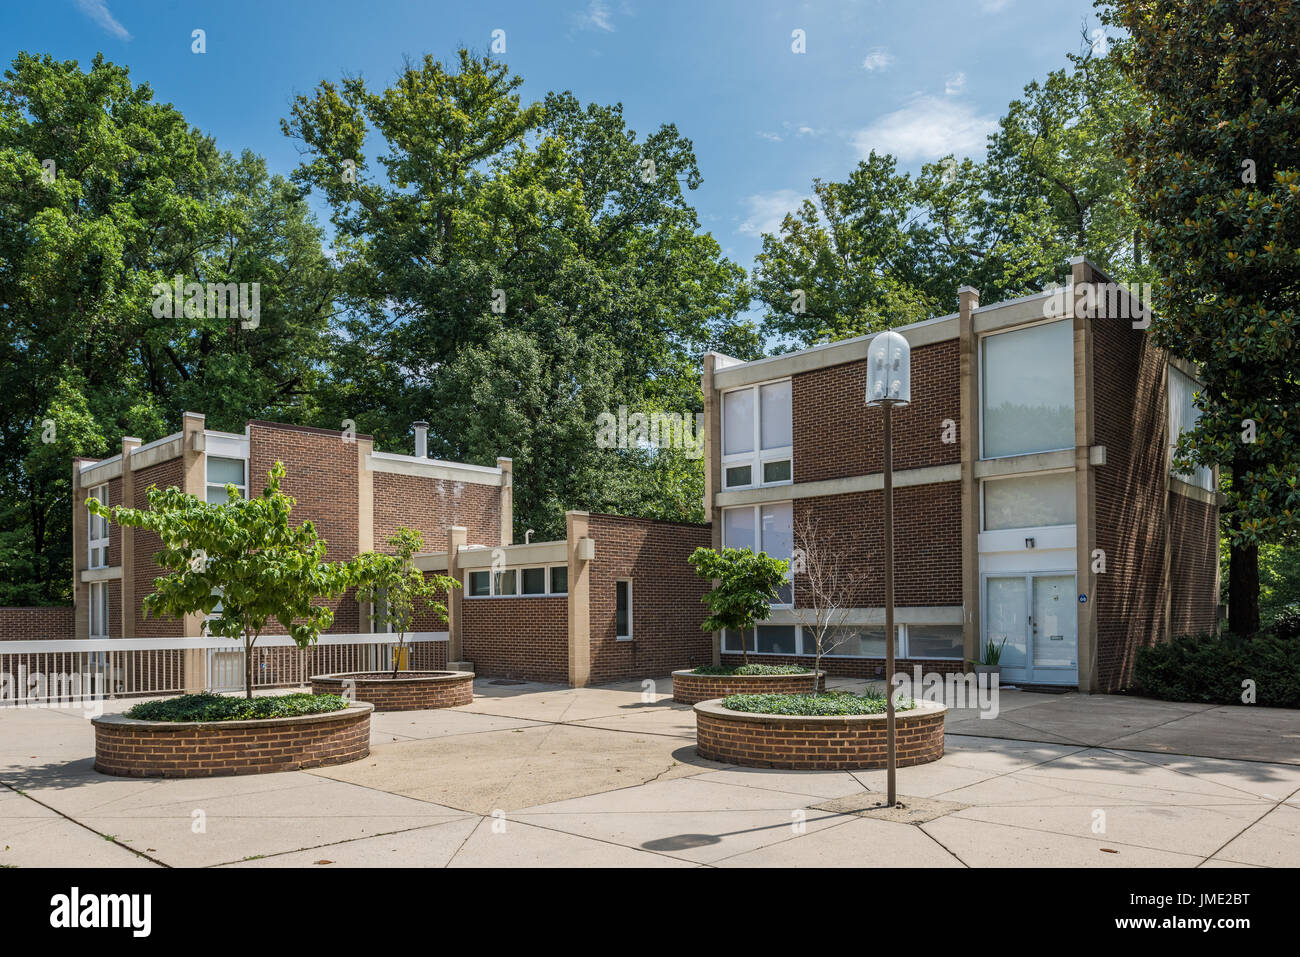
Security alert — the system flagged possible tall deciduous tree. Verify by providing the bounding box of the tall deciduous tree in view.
[1105,0,1300,635]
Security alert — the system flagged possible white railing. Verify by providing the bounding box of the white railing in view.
[0,632,448,705]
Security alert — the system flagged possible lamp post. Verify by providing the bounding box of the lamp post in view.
[865,329,910,807]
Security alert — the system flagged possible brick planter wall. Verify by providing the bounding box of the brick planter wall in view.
[671,669,826,705]
[310,671,474,711]
[694,698,946,770]
[92,702,372,778]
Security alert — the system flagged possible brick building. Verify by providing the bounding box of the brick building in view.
[701,257,1220,692]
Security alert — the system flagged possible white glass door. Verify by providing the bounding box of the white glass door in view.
[985,576,1028,682]
[1031,574,1077,675]
[983,573,1078,685]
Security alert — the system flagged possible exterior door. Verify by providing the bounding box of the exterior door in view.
[983,573,1078,685]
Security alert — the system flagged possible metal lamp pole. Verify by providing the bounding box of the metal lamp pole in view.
[866,330,910,809]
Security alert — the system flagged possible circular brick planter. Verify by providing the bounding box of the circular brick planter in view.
[310,671,474,711]
[671,669,826,705]
[92,702,372,778]
[694,698,946,770]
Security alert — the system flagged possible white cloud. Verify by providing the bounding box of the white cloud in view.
[862,48,895,72]
[945,72,967,95]
[737,189,807,237]
[756,130,783,142]
[980,0,1012,11]
[851,95,997,161]
[75,0,130,40]
[574,0,616,32]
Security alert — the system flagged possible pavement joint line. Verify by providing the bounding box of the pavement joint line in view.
[0,780,169,868]
[450,706,698,741]
[915,822,971,867]
[918,812,1208,863]
[442,814,486,868]
[1194,800,1297,868]
[207,814,480,868]
[1092,746,1300,802]
[1006,764,1292,802]
[449,812,701,868]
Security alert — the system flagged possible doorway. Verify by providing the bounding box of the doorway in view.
[983,573,1078,685]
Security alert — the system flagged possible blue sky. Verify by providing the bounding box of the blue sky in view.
[4,0,1104,273]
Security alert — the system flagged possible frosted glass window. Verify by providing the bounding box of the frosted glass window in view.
[723,506,756,552]
[761,503,793,604]
[983,472,1076,530]
[755,625,796,654]
[982,320,1074,457]
[815,626,887,657]
[760,380,792,449]
[1168,367,1214,490]
[206,456,247,503]
[722,389,754,455]
[907,625,963,659]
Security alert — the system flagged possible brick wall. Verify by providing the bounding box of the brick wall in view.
[131,456,186,637]
[374,471,501,549]
[0,607,75,640]
[249,422,362,634]
[461,596,568,683]
[586,514,713,684]
[1169,491,1219,638]
[106,476,123,567]
[792,339,960,484]
[1092,315,1171,691]
[793,483,962,607]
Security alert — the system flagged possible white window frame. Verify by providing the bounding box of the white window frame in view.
[88,580,110,639]
[615,579,633,640]
[978,318,1075,461]
[548,565,568,595]
[721,622,964,661]
[720,378,793,490]
[467,565,569,598]
[519,566,549,595]
[979,470,1077,536]
[721,502,793,609]
[87,484,110,569]
[206,455,248,504]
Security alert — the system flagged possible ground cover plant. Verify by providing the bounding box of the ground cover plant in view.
[691,664,811,676]
[124,692,349,722]
[721,690,916,717]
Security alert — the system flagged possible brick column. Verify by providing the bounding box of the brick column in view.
[181,412,206,691]
[957,285,981,668]
[566,511,592,687]
[1070,257,1100,693]
[119,437,141,637]
[701,354,724,666]
[496,457,513,546]
[446,525,468,666]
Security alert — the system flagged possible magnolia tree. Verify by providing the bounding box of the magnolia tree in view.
[790,515,865,680]
[87,461,354,699]
[352,527,459,678]
[688,546,790,666]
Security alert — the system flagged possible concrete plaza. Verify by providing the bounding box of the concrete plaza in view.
[2,677,1298,868]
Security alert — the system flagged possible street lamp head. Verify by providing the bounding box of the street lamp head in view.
[864,329,911,407]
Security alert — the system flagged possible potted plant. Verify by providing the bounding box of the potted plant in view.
[972,636,1008,682]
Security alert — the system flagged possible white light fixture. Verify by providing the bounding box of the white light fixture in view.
[865,330,911,407]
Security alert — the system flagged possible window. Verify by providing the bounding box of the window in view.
[722,502,793,605]
[818,625,886,658]
[616,580,632,639]
[468,570,491,597]
[89,581,110,639]
[521,567,547,595]
[983,472,1076,531]
[206,456,247,504]
[906,624,964,659]
[981,319,1074,458]
[1169,366,1214,490]
[720,379,793,488]
[87,485,109,569]
[549,565,568,594]
[494,568,518,596]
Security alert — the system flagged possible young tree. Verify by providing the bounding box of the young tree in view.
[352,527,459,678]
[789,515,865,680]
[1106,0,1300,634]
[688,546,789,666]
[87,462,354,699]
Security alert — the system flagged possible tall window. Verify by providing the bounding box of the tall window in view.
[722,501,793,605]
[89,581,110,639]
[981,319,1074,458]
[87,485,109,569]
[1169,366,1214,491]
[206,456,247,504]
[615,580,632,639]
[721,379,793,488]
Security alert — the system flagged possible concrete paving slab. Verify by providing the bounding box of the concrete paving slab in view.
[938,769,1257,810]
[850,762,1005,799]
[714,815,965,868]
[1016,748,1292,801]
[1211,804,1300,867]
[1104,706,1300,765]
[448,816,699,867]
[921,815,1205,867]
[368,708,543,743]
[0,815,160,868]
[935,734,1086,772]
[1101,749,1300,803]
[223,816,481,868]
[75,777,472,867]
[567,705,699,739]
[692,768,867,800]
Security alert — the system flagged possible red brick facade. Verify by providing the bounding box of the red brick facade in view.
[0,606,75,640]
[462,595,569,683]
[374,471,501,549]
[1169,491,1220,639]
[131,456,185,637]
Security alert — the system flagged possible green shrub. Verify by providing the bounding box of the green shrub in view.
[691,664,811,676]
[125,692,349,722]
[722,691,915,716]
[1131,631,1300,708]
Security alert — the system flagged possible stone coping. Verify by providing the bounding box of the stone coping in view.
[310,670,474,685]
[693,697,947,723]
[92,700,373,730]
[671,668,820,678]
